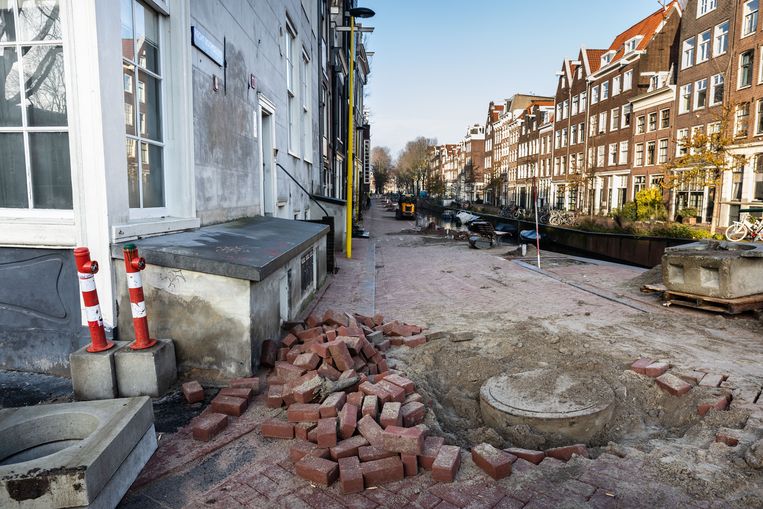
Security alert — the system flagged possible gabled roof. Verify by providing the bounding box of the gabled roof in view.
[584,49,607,74]
[602,0,680,68]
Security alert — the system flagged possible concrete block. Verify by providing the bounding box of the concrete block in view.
[70,341,129,401]
[115,339,177,398]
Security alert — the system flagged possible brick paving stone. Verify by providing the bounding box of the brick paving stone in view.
[677,370,707,385]
[211,394,248,416]
[288,403,322,422]
[715,432,740,446]
[400,401,426,427]
[294,352,321,371]
[358,445,397,462]
[341,493,379,509]
[260,419,294,439]
[413,491,443,509]
[509,457,536,475]
[699,373,724,387]
[471,443,513,480]
[419,436,445,470]
[357,414,386,449]
[339,402,359,439]
[644,361,670,378]
[492,495,525,509]
[182,380,205,403]
[267,385,284,408]
[401,453,418,476]
[339,456,365,494]
[295,422,316,441]
[316,417,338,448]
[698,395,730,416]
[378,379,407,403]
[320,391,347,418]
[360,456,405,487]
[363,486,410,507]
[432,501,459,509]
[295,455,339,486]
[428,483,473,507]
[361,394,379,419]
[295,485,346,509]
[545,444,588,461]
[383,425,426,455]
[290,440,319,462]
[191,412,228,441]
[380,401,403,428]
[656,372,693,396]
[219,386,254,400]
[330,435,369,460]
[504,447,544,465]
[630,357,653,374]
[431,445,461,482]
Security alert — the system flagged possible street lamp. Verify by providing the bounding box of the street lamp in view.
[344,6,375,259]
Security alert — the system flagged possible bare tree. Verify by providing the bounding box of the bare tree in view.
[371,146,393,194]
[397,136,436,195]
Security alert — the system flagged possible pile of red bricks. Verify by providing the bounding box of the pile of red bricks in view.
[182,376,261,441]
[257,309,466,492]
[630,357,732,416]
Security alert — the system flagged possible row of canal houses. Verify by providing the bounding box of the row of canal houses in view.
[430,0,763,227]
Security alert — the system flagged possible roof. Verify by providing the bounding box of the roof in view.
[585,49,607,73]
[604,0,679,67]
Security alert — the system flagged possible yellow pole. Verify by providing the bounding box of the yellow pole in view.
[345,17,355,259]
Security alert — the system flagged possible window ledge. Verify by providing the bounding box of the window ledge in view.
[112,216,201,243]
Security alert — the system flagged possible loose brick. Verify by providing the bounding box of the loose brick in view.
[360,456,405,487]
[296,326,324,342]
[644,361,669,378]
[267,385,284,408]
[362,394,379,419]
[295,422,316,441]
[357,414,386,449]
[229,377,260,392]
[338,326,364,338]
[211,395,248,417]
[545,444,588,461]
[282,332,299,347]
[338,334,363,353]
[377,340,391,352]
[294,352,321,371]
[316,417,338,448]
[275,361,306,381]
[655,373,692,396]
[699,374,724,387]
[377,380,406,403]
[295,456,339,486]
[373,313,384,326]
[472,443,513,480]
[504,447,545,465]
[715,432,740,447]
[401,453,418,476]
[338,402,359,439]
[384,374,415,395]
[325,329,338,342]
[320,392,347,418]
[420,436,445,470]
[404,393,425,405]
[346,390,364,408]
[327,340,355,371]
[361,339,377,360]
[330,434,369,460]
[380,402,402,429]
[358,381,390,403]
[400,401,426,426]
[290,440,320,462]
[389,336,405,347]
[403,334,427,347]
[182,381,204,404]
[338,456,364,494]
[261,419,295,439]
[323,309,349,327]
[287,403,322,422]
[192,412,228,441]
[317,362,341,381]
[260,339,278,367]
[305,313,322,329]
[382,425,426,455]
[432,445,461,482]
[219,386,254,400]
[676,370,706,385]
[698,395,730,416]
[309,342,331,358]
[277,347,289,361]
[358,445,398,462]
[425,330,448,341]
[630,357,653,375]
[367,330,384,344]
[293,375,323,404]
[308,427,318,443]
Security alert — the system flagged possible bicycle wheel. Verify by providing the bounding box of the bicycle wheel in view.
[725,223,749,242]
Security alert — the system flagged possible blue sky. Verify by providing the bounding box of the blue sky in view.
[361,0,671,158]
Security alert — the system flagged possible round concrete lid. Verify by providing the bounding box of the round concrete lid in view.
[480,370,614,420]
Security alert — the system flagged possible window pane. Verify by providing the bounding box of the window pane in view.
[123,63,135,135]
[0,0,16,42]
[141,142,164,208]
[0,132,28,207]
[134,1,159,74]
[121,0,134,61]
[23,44,67,126]
[18,0,62,41]
[126,138,139,207]
[29,132,71,209]
[0,46,22,126]
[137,70,161,141]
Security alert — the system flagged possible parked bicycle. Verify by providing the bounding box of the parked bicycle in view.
[724,213,763,242]
[548,209,577,226]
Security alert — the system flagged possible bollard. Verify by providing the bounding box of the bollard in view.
[122,243,157,350]
[74,247,114,352]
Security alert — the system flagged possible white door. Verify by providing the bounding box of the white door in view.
[259,96,276,216]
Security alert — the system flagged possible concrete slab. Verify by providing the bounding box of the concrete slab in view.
[115,339,177,398]
[0,397,155,508]
[69,341,129,401]
[111,216,328,282]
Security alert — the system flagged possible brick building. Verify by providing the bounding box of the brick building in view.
[516,101,554,210]
[483,101,505,205]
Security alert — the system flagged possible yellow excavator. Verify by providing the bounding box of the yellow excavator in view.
[395,195,416,219]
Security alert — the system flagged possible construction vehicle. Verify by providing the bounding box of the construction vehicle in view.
[395,195,416,219]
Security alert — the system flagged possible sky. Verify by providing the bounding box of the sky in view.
[361,0,673,158]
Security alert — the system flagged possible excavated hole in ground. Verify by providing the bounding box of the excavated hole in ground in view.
[390,335,745,454]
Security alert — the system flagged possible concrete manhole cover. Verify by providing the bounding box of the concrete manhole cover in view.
[480,370,615,444]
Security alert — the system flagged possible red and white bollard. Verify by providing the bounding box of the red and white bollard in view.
[74,247,114,352]
[123,243,157,350]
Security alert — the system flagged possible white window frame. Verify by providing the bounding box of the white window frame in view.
[697,0,717,18]
[679,83,692,113]
[612,75,621,96]
[743,0,759,37]
[694,78,708,110]
[635,143,644,167]
[623,70,633,91]
[610,107,620,131]
[714,20,729,55]
[682,37,696,69]
[697,30,711,63]
[285,17,299,156]
[601,81,609,100]
[710,73,724,106]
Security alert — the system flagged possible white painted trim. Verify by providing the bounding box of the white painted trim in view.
[258,94,277,216]
[0,217,77,248]
[112,217,201,242]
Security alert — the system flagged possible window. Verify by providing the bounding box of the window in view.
[619,141,628,165]
[679,83,692,113]
[697,30,711,63]
[285,18,298,152]
[694,78,707,109]
[608,143,617,165]
[123,0,164,210]
[571,124,578,145]
[572,95,579,116]
[596,145,605,167]
[658,139,668,164]
[636,115,645,134]
[579,122,585,143]
[740,50,754,88]
[301,51,312,161]
[682,37,695,69]
[757,100,763,135]
[648,112,657,132]
[635,143,645,166]
[690,126,703,154]
[624,37,642,54]
[646,141,656,165]
[710,73,724,105]
[743,0,759,37]
[580,91,587,111]
[562,99,569,119]
[623,70,633,91]
[555,130,561,149]
[601,81,609,100]
[611,108,620,131]
[698,0,717,17]
[633,176,647,197]
[589,115,598,137]
[561,127,568,146]
[660,109,670,129]
[714,21,729,55]
[591,85,599,104]
[599,112,607,133]
[737,103,751,137]
[612,76,621,96]
[677,129,689,156]
[622,104,632,128]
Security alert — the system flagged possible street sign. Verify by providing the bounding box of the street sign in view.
[191,26,224,67]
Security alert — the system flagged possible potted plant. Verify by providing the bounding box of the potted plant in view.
[677,208,698,225]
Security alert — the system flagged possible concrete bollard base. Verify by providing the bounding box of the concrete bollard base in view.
[115,338,178,398]
[70,341,129,400]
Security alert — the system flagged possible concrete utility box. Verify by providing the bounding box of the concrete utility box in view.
[662,241,763,299]
[112,216,328,381]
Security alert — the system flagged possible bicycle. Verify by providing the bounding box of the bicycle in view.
[725,213,763,242]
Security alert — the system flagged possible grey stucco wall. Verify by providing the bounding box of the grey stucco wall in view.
[190,0,320,226]
[0,248,87,376]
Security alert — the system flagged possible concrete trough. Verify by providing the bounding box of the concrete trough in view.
[662,241,763,299]
[0,397,156,508]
